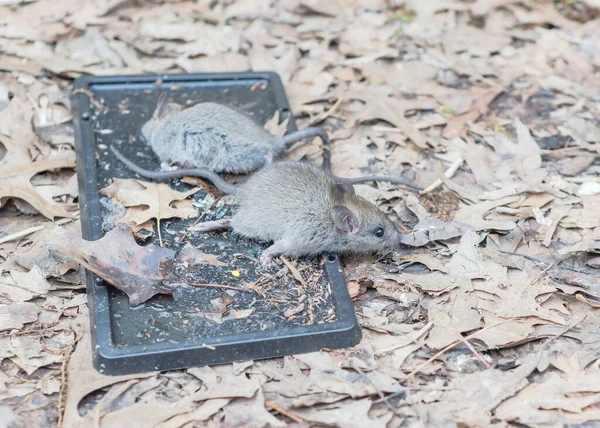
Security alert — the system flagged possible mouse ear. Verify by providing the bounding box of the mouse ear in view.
[336,183,355,196]
[331,205,359,234]
[153,93,169,120]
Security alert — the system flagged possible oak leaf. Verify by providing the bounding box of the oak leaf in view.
[43,224,174,306]
[0,154,78,219]
[99,178,201,230]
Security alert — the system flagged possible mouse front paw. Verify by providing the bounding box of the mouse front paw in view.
[259,252,277,269]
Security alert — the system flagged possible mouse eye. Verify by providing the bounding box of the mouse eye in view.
[374,227,384,238]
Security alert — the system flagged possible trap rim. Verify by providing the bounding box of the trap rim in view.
[72,72,361,376]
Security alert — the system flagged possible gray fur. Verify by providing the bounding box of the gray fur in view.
[141,101,284,174]
[231,161,402,259]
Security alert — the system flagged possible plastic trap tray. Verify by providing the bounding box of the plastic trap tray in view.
[71,72,361,375]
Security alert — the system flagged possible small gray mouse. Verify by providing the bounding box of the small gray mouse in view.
[190,161,403,266]
[140,93,330,174]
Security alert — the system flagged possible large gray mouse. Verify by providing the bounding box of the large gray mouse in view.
[110,145,423,192]
[140,93,330,174]
[192,161,403,266]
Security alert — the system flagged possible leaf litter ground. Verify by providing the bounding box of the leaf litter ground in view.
[0,0,600,427]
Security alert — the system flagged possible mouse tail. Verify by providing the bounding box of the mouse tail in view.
[282,127,331,170]
[334,175,423,191]
[110,146,237,195]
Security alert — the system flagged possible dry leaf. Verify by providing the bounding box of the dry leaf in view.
[344,90,437,149]
[400,218,474,246]
[443,87,503,139]
[496,370,600,426]
[189,366,261,401]
[0,155,77,219]
[0,302,38,331]
[0,96,37,165]
[42,224,174,306]
[175,244,224,267]
[100,178,201,228]
[10,335,62,375]
[62,310,156,426]
[426,355,537,426]
[32,117,74,147]
[222,389,285,428]
[295,398,392,428]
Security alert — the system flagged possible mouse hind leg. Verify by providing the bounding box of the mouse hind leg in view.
[189,218,231,232]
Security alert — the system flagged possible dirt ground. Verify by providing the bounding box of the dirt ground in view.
[1,0,600,427]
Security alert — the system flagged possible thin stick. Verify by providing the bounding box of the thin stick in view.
[179,197,219,246]
[351,361,403,418]
[280,257,307,287]
[535,315,587,368]
[401,341,459,384]
[157,218,163,247]
[373,386,454,404]
[541,146,588,154]
[57,344,73,428]
[420,157,464,194]
[375,321,433,356]
[72,88,103,109]
[496,250,587,277]
[308,96,343,126]
[458,334,492,369]
[164,280,249,292]
[264,401,304,423]
[497,249,551,265]
[0,218,72,245]
[399,318,525,383]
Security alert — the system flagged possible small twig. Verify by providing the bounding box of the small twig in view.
[57,344,73,428]
[420,157,464,194]
[351,361,403,418]
[535,315,587,368]
[456,332,492,370]
[399,318,525,383]
[496,250,591,278]
[202,343,216,350]
[265,401,304,423]
[179,197,219,246]
[541,146,588,155]
[497,249,551,265]
[156,218,163,247]
[164,280,250,292]
[576,294,600,308]
[401,340,461,384]
[308,96,343,126]
[373,385,455,404]
[375,321,433,356]
[510,263,554,318]
[280,257,307,287]
[0,218,72,245]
